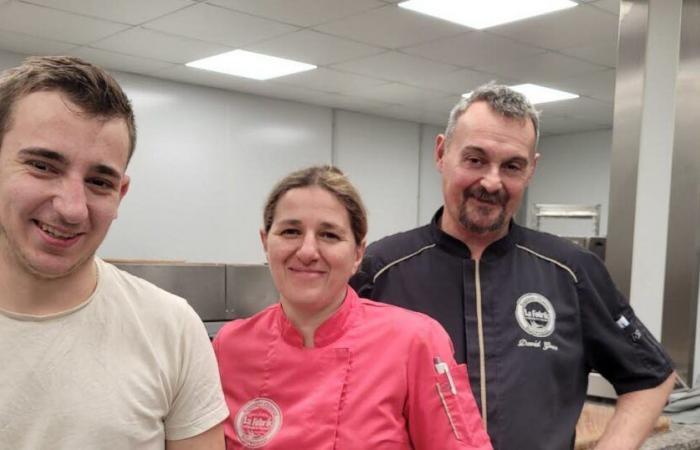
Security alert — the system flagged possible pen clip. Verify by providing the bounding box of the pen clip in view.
[433,356,457,395]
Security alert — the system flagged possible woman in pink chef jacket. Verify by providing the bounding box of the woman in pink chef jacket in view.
[214,165,492,450]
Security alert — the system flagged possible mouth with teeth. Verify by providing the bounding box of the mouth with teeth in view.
[34,220,82,241]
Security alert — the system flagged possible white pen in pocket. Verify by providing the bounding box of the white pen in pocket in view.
[434,356,457,395]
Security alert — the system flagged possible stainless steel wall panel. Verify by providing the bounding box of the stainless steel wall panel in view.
[225,265,279,319]
[113,263,227,321]
[661,0,700,383]
[606,0,649,298]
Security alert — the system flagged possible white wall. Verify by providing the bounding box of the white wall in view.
[333,111,420,244]
[527,129,613,237]
[107,72,333,263]
[418,124,443,224]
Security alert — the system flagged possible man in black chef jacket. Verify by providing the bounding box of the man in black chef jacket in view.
[351,82,675,450]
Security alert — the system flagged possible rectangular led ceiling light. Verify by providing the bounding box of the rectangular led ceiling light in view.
[463,84,579,104]
[399,0,577,29]
[186,50,316,80]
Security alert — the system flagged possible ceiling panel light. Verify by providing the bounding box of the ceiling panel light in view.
[463,84,579,104]
[186,50,316,80]
[398,0,577,29]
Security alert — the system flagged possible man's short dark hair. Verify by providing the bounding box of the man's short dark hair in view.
[0,55,136,161]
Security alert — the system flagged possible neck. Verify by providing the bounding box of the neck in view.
[281,288,347,348]
[0,249,97,316]
[439,214,508,261]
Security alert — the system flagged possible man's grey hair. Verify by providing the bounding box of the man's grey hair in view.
[444,82,540,149]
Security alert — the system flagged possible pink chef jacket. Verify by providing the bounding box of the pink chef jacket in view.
[214,287,492,450]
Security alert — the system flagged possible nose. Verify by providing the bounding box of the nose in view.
[480,165,503,193]
[296,232,320,264]
[53,177,89,224]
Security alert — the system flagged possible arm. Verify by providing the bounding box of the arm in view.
[166,423,224,450]
[594,372,675,450]
[405,320,492,450]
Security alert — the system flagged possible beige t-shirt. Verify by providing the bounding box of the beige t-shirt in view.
[0,258,229,450]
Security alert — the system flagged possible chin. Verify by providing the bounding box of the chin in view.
[23,253,94,280]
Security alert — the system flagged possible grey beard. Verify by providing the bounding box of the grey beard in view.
[458,202,506,234]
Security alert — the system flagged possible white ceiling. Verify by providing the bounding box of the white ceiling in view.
[0,0,620,136]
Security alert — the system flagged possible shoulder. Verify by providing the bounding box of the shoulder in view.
[358,298,450,342]
[215,303,278,342]
[512,225,604,283]
[366,224,434,261]
[361,224,437,280]
[97,259,196,322]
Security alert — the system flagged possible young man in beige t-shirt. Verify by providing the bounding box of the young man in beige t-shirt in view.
[0,56,228,450]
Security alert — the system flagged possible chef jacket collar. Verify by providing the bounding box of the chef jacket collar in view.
[277,286,358,348]
[430,206,518,262]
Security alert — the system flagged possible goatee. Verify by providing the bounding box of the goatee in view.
[458,186,508,234]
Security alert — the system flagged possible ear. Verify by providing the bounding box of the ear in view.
[351,240,366,275]
[259,228,268,255]
[435,134,447,172]
[119,174,130,200]
[113,175,130,219]
[527,152,541,182]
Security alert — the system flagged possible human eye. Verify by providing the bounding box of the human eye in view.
[463,155,484,167]
[503,160,527,175]
[279,228,301,237]
[26,160,57,174]
[320,231,341,241]
[86,177,116,192]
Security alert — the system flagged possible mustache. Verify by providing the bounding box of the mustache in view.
[463,186,508,205]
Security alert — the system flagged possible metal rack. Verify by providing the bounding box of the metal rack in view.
[533,203,602,236]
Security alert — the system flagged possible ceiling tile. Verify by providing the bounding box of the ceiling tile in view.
[559,40,617,67]
[539,97,613,124]
[403,67,512,95]
[247,30,383,66]
[274,68,386,94]
[208,0,383,27]
[362,104,445,126]
[403,31,543,69]
[22,0,196,25]
[69,47,178,75]
[489,5,618,51]
[93,28,231,64]
[590,0,620,15]
[331,51,459,86]
[154,64,270,91]
[350,82,448,106]
[0,2,128,45]
[548,69,616,102]
[286,91,395,112]
[0,29,77,55]
[144,3,297,47]
[314,4,467,49]
[474,51,607,84]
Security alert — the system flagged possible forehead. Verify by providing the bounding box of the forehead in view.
[274,187,350,224]
[4,90,130,169]
[453,101,536,156]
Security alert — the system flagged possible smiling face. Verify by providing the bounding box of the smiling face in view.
[437,101,538,244]
[261,186,364,319]
[0,90,130,280]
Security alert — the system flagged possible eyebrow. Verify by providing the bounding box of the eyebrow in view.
[462,146,486,156]
[19,147,67,164]
[18,147,122,179]
[275,218,346,231]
